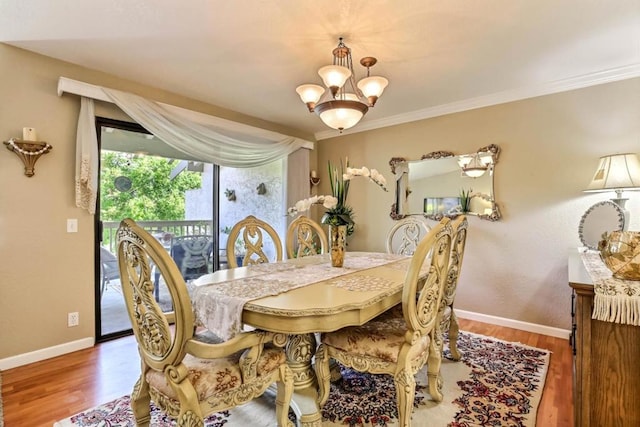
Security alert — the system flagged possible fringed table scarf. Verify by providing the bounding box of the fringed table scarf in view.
[188,252,409,340]
[580,250,640,325]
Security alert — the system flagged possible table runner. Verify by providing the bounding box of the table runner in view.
[580,250,640,325]
[189,252,408,339]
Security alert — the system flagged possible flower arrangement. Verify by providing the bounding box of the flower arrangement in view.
[288,158,388,236]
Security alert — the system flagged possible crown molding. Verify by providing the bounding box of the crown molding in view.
[315,63,640,140]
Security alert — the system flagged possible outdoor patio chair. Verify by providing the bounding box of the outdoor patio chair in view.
[315,218,452,427]
[170,235,213,281]
[226,215,283,267]
[286,215,327,258]
[116,218,294,427]
[99,246,121,299]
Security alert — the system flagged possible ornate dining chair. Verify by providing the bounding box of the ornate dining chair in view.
[170,235,213,280]
[226,215,283,268]
[116,218,294,427]
[286,215,328,258]
[315,218,453,427]
[439,215,469,361]
[385,216,431,255]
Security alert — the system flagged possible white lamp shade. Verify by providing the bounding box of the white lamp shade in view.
[357,76,389,98]
[295,84,325,104]
[318,105,364,130]
[461,153,488,177]
[585,153,640,192]
[318,65,351,88]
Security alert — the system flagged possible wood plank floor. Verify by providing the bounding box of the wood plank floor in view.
[1,319,573,426]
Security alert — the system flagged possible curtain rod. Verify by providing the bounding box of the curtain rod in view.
[57,77,314,149]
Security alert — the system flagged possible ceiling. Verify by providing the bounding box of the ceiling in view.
[2,1,639,140]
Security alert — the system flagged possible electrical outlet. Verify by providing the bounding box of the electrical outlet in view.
[68,312,79,327]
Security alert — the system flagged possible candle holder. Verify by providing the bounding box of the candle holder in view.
[4,138,52,177]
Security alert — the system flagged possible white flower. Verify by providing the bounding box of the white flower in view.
[344,166,387,191]
[288,195,338,217]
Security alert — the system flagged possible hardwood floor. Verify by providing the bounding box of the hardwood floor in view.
[1,319,573,426]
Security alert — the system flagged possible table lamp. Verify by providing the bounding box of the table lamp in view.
[584,153,640,229]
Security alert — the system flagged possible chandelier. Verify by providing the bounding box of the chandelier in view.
[458,153,492,178]
[296,38,388,132]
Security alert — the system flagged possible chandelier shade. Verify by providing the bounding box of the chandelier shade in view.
[296,38,388,132]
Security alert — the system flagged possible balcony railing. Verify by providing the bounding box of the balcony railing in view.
[101,220,214,254]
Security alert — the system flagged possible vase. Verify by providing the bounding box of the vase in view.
[329,225,347,267]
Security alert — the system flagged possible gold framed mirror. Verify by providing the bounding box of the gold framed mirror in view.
[389,144,501,221]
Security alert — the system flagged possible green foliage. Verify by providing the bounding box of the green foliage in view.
[100,152,202,221]
[322,158,355,235]
[460,187,472,213]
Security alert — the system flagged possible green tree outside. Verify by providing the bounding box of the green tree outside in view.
[100,151,202,221]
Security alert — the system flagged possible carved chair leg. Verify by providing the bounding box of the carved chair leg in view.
[276,364,295,427]
[427,339,444,402]
[313,344,331,407]
[448,311,462,361]
[130,376,152,427]
[394,371,416,427]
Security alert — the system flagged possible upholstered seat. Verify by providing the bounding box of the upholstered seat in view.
[117,218,293,427]
[315,218,453,427]
[286,215,327,258]
[226,215,283,267]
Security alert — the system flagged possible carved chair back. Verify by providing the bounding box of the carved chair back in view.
[386,216,431,255]
[226,215,283,267]
[286,215,328,258]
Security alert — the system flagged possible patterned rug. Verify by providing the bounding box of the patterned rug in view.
[54,332,550,427]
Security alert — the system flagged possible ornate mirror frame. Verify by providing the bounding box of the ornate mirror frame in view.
[389,144,501,221]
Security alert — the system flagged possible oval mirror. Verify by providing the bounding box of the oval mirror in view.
[578,200,625,250]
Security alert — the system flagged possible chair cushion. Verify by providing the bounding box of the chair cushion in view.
[146,346,286,401]
[321,309,430,364]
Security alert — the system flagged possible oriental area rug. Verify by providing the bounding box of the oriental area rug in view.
[54,332,549,427]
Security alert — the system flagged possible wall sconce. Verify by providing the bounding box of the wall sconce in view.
[4,128,52,177]
[310,170,321,187]
[224,188,236,201]
[257,182,267,195]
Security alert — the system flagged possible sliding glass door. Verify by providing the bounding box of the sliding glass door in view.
[95,117,219,342]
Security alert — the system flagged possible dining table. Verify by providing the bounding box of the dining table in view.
[189,251,417,427]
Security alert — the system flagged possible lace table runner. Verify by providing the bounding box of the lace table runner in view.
[189,252,408,339]
[580,250,640,325]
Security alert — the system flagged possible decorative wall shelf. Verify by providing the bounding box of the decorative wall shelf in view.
[4,138,53,177]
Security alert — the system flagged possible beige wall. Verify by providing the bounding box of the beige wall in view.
[1,40,638,364]
[0,43,311,362]
[316,77,640,330]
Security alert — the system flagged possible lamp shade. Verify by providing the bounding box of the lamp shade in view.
[584,153,640,192]
[295,84,324,104]
[357,76,389,99]
[314,100,368,131]
[317,65,351,89]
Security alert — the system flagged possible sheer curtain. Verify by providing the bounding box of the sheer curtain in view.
[72,86,313,214]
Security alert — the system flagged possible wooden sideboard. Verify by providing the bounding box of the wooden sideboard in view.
[569,251,640,427]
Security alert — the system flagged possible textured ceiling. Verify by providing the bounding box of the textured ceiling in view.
[1,0,639,140]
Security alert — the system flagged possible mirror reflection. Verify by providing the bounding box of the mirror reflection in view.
[390,144,501,221]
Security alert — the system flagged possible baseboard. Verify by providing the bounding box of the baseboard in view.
[0,337,94,371]
[456,309,571,339]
